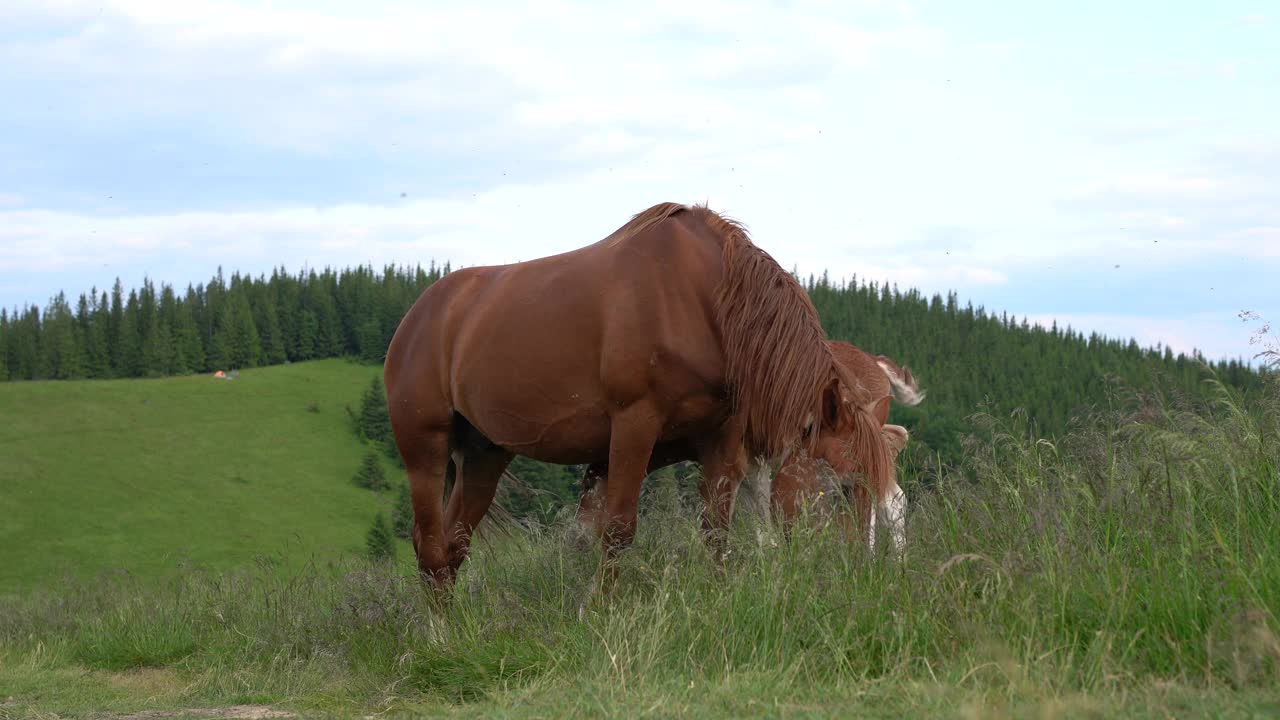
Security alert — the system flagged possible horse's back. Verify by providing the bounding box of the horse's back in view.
[828,341,892,404]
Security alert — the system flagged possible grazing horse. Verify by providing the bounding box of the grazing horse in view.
[383,202,891,587]
[761,341,925,552]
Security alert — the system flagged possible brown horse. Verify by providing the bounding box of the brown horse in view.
[574,340,922,551]
[383,202,891,587]
[762,341,925,552]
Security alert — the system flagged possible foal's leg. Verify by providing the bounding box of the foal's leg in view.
[574,462,609,537]
[876,483,907,555]
[442,443,514,575]
[875,424,910,555]
[850,474,875,548]
[771,451,827,533]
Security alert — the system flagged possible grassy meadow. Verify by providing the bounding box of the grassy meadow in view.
[2,365,1279,718]
[0,359,407,595]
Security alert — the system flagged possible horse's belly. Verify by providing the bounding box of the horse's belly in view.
[456,383,614,463]
[657,392,730,442]
[458,382,727,464]
[508,412,615,465]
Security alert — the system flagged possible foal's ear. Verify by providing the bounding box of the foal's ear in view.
[821,377,848,430]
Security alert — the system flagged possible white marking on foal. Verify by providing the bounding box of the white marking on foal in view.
[869,483,907,555]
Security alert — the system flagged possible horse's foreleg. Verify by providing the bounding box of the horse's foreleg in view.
[442,443,513,575]
[595,404,661,590]
[697,423,749,561]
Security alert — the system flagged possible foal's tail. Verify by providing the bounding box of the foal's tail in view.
[875,355,926,407]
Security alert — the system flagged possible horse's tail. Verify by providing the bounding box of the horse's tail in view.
[706,207,834,459]
[875,355,926,406]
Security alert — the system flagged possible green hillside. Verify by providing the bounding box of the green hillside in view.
[2,262,1272,595]
[0,359,405,594]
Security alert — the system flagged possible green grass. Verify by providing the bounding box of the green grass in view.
[0,359,407,595]
[2,369,1278,718]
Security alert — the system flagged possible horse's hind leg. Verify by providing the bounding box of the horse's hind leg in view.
[443,438,513,575]
[386,365,457,586]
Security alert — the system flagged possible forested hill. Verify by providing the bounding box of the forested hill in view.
[805,272,1265,459]
[0,263,1265,462]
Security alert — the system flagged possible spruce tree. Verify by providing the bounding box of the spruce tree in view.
[12,306,42,380]
[140,301,166,377]
[210,290,259,370]
[156,284,184,375]
[108,279,125,376]
[44,292,84,380]
[176,294,206,373]
[311,283,343,357]
[136,278,160,375]
[353,450,388,491]
[80,292,110,378]
[118,289,143,377]
[392,482,413,539]
[295,309,318,361]
[358,376,392,445]
[0,310,9,382]
[365,512,396,562]
[357,318,383,363]
[259,300,287,366]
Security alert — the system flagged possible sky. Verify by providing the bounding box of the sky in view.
[1,0,1277,363]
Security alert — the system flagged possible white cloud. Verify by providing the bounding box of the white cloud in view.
[2,0,929,159]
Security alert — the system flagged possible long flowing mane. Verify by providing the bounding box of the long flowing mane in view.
[692,204,839,459]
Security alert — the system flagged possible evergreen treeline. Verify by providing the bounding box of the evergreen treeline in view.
[0,263,449,382]
[1,262,1266,473]
[803,271,1265,462]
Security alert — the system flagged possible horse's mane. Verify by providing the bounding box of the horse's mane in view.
[617,202,893,491]
[682,203,840,459]
[610,202,691,244]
